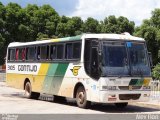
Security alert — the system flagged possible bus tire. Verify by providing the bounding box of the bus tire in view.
[24,82,40,99]
[76,86,90,108]
[115,102,128,108]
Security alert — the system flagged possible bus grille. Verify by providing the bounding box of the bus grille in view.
[118,86,142,90]
[119,94,141,100]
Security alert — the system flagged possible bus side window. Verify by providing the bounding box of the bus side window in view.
[73,42,81,59]
[15,49,19,60]
[40,45,49,60]
[65,42,81,60]
[8,49,10,61]
[18,48,24,61]
[50,45,56,60]
[37,46,40,60]
[8,49,15,61]
[65,43,73,59]
[47,45,49,60]
[22,48,26,61]
[57,44,64,59]
[27,47,35,61]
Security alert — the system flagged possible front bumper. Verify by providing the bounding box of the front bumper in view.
[99,90,151,103]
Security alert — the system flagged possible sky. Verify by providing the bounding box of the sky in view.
[1,0,160,26]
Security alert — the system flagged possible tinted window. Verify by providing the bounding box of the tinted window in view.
[17,48,23,61]
[128,43,151,76]
[73,43,81,59]
[9,49,15,61]
[50,45,56,59]
[57,44,64,59]
[22,48,26,60]
[15,49,19,60]
[103,45,127,67]
[27,47,35,60]
[65,42,81,60]
[40,46,49,60]
[65,43,73,59]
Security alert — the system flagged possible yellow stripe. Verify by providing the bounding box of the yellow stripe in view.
[6,63,50,92]
[32,63,50,92]
[6,73,32,89]
[143,78,151,86]
[50,39,60,42]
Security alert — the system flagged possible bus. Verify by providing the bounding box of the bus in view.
[6,33,152,108]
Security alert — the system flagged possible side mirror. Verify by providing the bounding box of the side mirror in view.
[148,52,153,67]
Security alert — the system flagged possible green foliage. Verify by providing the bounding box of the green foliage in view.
[37,32,49,40]
[151,9,160,28]
[101,16,134,34]
[0,34,5,48]
[134,9,160,65]
[152,64,160,80]
[83,17,100,33]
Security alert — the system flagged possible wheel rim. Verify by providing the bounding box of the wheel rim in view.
[25,83,31,97]
[78,91,85,104]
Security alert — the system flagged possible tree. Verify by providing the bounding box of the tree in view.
[151,8,160,28]
[152,64,160,80]
[101,15,135,34]
[5,3,22,43]
[134,9,160,65]
[25,4,60,40]
[83,17,100,33]
[117,16,135,34]
[56,16,70,37]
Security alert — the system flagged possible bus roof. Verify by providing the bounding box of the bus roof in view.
[8,33,145,47]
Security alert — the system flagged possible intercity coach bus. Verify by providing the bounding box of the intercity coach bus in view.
[6,33,152,108]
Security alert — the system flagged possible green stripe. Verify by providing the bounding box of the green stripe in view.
[42,64,58,93]
[129,79,144,86]
[42,63,69,94]
[60,35,82,41]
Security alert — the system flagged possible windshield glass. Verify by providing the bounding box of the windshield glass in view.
[101,41,151,77]
[102,42,129,76]
[128,42,151,76]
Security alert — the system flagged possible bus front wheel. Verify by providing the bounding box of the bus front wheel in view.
[76,86,90,108]
[115,102,128,108]
[24,82,40,99]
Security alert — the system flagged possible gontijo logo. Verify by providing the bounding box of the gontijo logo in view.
[70,66,81,76]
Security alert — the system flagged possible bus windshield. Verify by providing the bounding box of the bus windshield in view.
[101,41,151,77]
[129,43,151,76]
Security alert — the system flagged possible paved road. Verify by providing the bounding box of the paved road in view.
[0,81,159,114]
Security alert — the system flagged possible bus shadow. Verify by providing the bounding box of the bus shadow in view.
[89,103,160,113]
[41,97,160,113]
[3,93,160,113]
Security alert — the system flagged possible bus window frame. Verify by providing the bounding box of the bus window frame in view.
[37,45,50,61]
[8,48,16,62]
[15,47,25,62]
[7,39,82,63]
[55,43,65,60]
[64,41,82,61]
[26,46,36,62]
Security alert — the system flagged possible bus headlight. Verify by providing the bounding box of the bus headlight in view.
[142,86,151,90]
[102,86,117,90]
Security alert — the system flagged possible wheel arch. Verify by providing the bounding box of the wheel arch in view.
[24,78,30,90]
[73,82,85,98]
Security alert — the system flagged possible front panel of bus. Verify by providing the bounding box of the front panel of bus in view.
[84,38,152,103]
